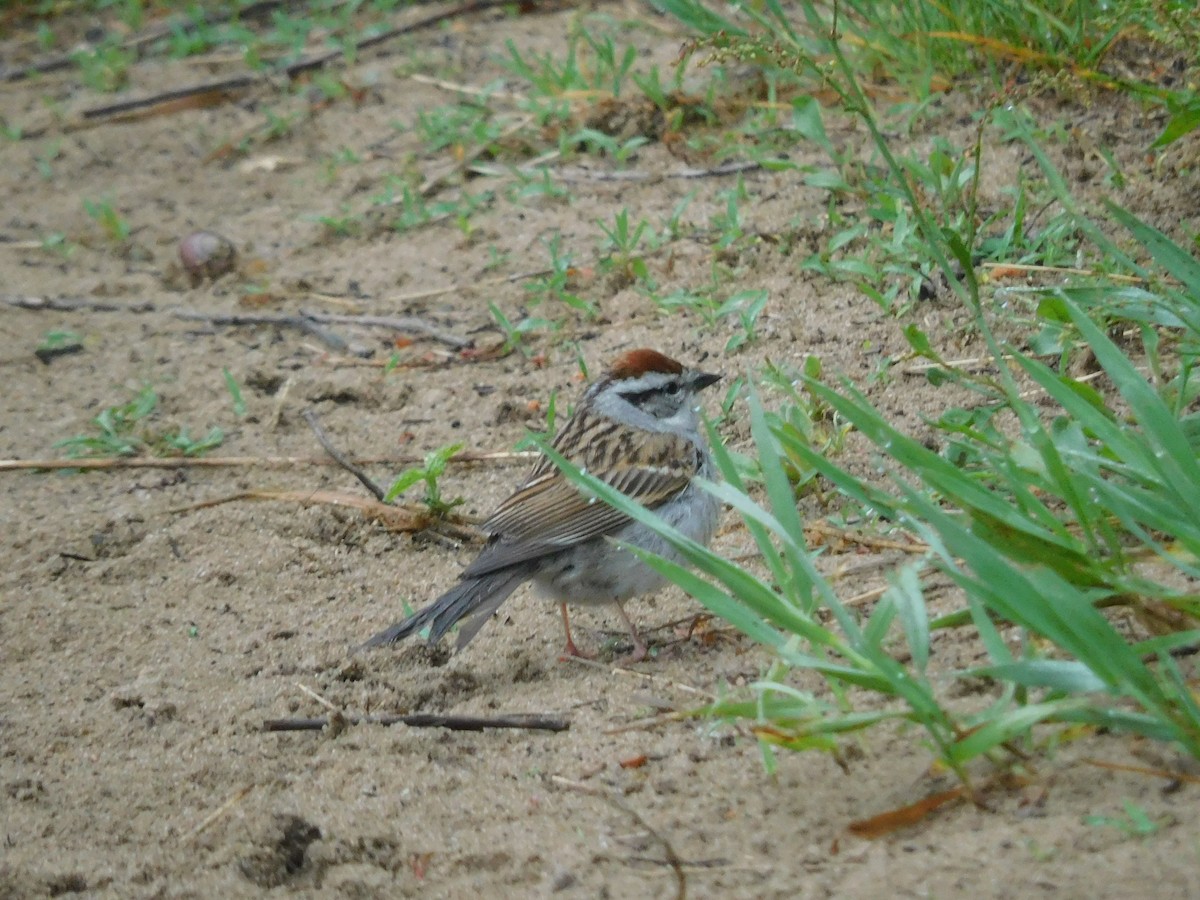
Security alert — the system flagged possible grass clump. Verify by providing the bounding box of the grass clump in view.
[563,0,1200,776]
[56,385,224,459]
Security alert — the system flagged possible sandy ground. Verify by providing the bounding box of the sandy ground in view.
[3,3,1200,898]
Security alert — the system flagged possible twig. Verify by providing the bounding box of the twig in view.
[294,682,339,712]
[294,310,473,348]
[0,450,533,473]
[673,160,766,179]
[604,711,691,735]
[290,270,556,312]
[264,713,570,732]
[1017,368,1113,399]
[554,160,764,183]
[626,856,732,872]
[806,521,928,554]
[78,77,259,123]
[842,585,888,608]
[183,784,256,842]
[825,554,918,580]
[562,655,714,699]
[180,309,365,354]
[3,294,472,348]
[2,294,156,313]
[900,354,1010,375]
[408,72,526,102]
[1081,757,1200,786]
[982,261,1152,285]
[551,776,686,900]
[302,408,386,501]
[173,308,472,349]
[297,319,371,356]
[383,268,555,305]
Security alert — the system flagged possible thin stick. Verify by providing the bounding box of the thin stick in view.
[174,309,472,349]
[0,450,534,473]
[78,77,259,122]
[302,409,386,501]
[842,585,888,608]
[2,294,157,313]
[296,318,370,356]
[294,272,555,310]
[382,267,554,305]
[264,713,569,732]
[1081,757,1200,786]
[554,160,764,183]
[604,711,691,735]
[900,354,1015,374]
[408,72,526,102]
[294,682,339,712]
[551,776,686,900]
[982,261,1152,285]
[2,295,472,348]
[562,655,714,699]
[183,784,256,841]
[295,310,473,348]
[194,311,363,354]
[806,521,928,554]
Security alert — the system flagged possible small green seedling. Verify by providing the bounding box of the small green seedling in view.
[223,369,247,417]
[1084,800,1162,838]
[162,427,225,457]
[314,211,363,237]
[72,42,134,92]
[56,386,159,458]
[489,302,556,355]
[526,235,597,317]
[35,330,84,365]
[598,208,658,286]
[385,443,466,517]
[82,198,131,244]
[35,140,62,181]
[55,385,224,458]
[717,289,769,352]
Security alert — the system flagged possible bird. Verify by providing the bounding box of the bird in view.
[359,348,722,662]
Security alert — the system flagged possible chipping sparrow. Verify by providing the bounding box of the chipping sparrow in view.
[360,348,722,662]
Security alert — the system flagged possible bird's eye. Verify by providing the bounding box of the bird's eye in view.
[665,382,680,395]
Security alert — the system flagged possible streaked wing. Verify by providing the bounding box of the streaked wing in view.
[461,409,701,578]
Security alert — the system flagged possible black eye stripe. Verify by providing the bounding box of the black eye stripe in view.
[621,388,659,407]
[620,378,684,407]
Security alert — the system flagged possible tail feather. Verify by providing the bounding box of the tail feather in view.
[358,569,526,652]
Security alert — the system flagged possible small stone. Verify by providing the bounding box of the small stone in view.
[179,230,237,280]
[550,868,577,892]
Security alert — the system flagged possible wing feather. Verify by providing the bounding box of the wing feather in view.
[462,409,701,578]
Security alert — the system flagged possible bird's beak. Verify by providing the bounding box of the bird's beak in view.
[692,370,721,391]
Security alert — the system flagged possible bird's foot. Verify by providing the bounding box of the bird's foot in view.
[558,636,598,662]
[557,603,597,661]
[612,601,649,665]
[614,641,649,666]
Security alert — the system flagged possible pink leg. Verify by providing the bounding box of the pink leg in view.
[558,603,596,661]
[613,602,649,664]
